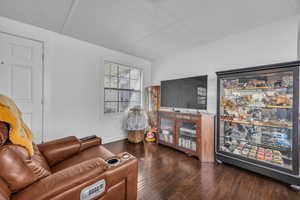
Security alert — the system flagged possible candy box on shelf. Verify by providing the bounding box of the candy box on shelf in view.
[257,154,265,160]
[265,154,273,161]
[242,148,250,156]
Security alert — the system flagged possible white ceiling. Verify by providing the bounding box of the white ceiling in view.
[0,0,299,60]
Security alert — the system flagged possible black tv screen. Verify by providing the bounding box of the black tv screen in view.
[161,75,207,110]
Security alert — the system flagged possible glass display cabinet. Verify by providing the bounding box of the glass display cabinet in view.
[157,111,215,162]
[178,121,197,151]
[145,86,160,129]
[216,61,300,190]
[159,118,175,144]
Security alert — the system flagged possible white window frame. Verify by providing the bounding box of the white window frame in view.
[104,61,143,114]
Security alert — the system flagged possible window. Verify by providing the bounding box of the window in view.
[104,61,142,114]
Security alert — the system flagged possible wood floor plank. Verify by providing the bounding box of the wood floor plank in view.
[104,140,300,200]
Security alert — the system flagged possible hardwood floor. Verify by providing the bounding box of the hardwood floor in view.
[104,140,300,200]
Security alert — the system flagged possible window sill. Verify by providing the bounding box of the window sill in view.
[103,112,127,118]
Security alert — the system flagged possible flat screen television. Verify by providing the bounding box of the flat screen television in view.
[161,75,208,110]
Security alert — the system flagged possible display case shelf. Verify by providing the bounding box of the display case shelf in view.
[222,136,292,153]
[179,131,197,138]
[220,119,293,129]
[221,103,292,109]
[224,86,292,91]
[265,105,292,109]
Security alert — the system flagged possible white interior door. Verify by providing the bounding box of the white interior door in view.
[0,32,44,143]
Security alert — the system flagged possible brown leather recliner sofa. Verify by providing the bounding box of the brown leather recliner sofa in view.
[0,122,138,200]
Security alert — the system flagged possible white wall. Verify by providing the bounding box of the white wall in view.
[298,18,300,60]
[152,16,299,114]
[0,16,151,143]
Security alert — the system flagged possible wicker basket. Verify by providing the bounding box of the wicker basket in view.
[128,130,145,143]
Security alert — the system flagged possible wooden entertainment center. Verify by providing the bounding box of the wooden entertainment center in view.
[157,110,215,162]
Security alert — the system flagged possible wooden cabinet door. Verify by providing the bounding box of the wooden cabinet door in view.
[176,119,198,153]
[158,116,176,145]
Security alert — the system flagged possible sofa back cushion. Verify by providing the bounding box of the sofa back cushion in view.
[38,136,81,166]
[32,143,51,172]
[0,144,51,192]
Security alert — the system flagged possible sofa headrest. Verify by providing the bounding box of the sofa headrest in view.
[0,122,9,146]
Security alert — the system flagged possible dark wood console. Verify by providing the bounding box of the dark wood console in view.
[157,110,215,162]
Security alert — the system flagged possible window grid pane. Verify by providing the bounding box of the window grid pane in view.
[104,102,118,113]
[104,62,142,114]
[119,65,130,78]
[111,64,118,76]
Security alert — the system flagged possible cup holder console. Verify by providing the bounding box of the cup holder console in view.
[106,158,120,166]
[105,153,133,168]
[122,153,131,160]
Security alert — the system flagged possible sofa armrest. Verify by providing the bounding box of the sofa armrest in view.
[38,136,81,166]
[12,158,108,200]
[105,153,138,200]
[79,135,102,152]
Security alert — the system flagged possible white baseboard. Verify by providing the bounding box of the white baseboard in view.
[102,134,128,144]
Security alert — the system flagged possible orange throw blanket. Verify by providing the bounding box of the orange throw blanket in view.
[0,94,33,156]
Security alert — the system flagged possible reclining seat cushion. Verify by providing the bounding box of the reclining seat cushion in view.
[0,144,51,192]
[51,145,115,172]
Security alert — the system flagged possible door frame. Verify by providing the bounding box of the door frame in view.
[0,30,46,143]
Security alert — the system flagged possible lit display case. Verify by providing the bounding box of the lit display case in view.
[216,61,300,190]
[157,111,215,162]
[145,86,160,128]
[178,121,197,151]
[159,118,174,144]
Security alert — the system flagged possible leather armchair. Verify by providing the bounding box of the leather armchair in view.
[0,122,138,200]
